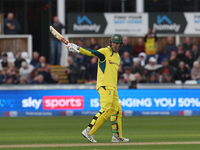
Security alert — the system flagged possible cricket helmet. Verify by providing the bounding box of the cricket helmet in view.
[110,34,123,44]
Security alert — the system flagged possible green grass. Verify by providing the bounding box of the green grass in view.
[0,116,200,149]
[2,145,200,150]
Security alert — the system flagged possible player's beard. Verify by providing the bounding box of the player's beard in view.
[112,46,120,53]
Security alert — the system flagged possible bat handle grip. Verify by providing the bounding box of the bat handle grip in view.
[61,38,69,45]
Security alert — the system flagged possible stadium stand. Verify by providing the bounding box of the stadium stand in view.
[50,65,68,84]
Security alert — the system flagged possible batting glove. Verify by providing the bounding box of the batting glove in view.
[66,43,80,53]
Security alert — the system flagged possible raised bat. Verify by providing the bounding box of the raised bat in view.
[49,26,69,45]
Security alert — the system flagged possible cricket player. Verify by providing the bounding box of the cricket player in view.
[66,34,129,143]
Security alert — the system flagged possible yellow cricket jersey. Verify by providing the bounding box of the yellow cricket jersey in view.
[145,38,156,55]
[79,46,120,90]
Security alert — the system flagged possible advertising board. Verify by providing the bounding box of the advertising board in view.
[0,89,200,112]
[67,13,148,35]
[67,12,200,34]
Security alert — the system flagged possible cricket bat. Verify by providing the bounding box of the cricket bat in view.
[49,26,69,45]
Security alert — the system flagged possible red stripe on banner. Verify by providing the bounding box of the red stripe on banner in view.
[179,111,184,116]
[5,112,10,117]
[61,111,66,116]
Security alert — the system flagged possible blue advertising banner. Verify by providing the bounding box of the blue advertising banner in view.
[0,89,200,112]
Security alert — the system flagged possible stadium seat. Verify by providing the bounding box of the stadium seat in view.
[21,52,28,59]
[184,80,197,84]
[21,52,31,64]
[175,80,182,84]
[6,52,15,63]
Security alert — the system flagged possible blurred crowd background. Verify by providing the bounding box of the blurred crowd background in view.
[1,0,200,87]
[1,31,200,87]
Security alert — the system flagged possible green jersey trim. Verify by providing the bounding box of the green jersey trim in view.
[84,48,105,61]
[99,60,106,73]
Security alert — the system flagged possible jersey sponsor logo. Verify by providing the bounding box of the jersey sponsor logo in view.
[43,96,84,110]
[109,60,119,66]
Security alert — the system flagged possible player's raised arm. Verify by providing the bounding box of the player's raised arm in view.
[66,43,105,61]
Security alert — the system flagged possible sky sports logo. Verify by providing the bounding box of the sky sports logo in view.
[22,96,84,110]
[43,96,84,110]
